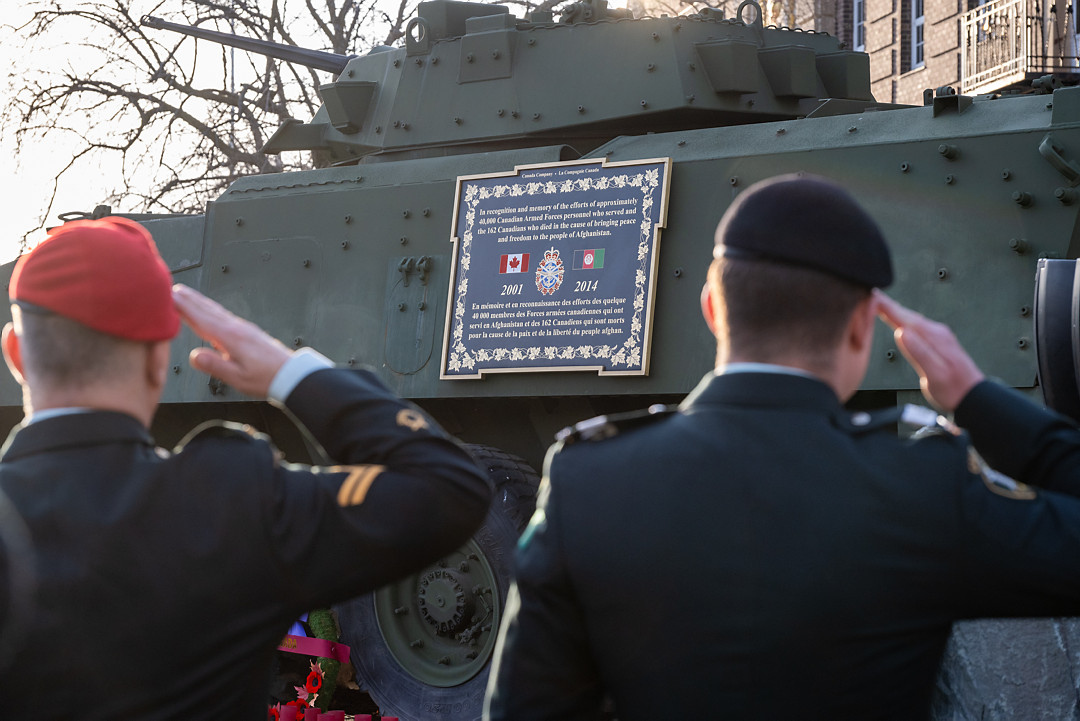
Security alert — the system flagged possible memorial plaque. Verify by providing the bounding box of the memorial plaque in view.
[441,157,671,379]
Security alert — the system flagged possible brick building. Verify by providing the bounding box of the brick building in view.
[631,0,1080,105]
[826,0,1080,104]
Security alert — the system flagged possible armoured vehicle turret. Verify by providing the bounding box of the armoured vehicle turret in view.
[6,1,1080,717]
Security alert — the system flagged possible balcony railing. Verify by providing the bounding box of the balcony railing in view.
[961,0,1080,95]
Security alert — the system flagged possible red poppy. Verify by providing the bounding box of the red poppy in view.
[305,669,323,694]
[268,707,280,721]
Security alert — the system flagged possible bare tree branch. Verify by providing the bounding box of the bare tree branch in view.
[1,0,602,252]
[0,0,420,247]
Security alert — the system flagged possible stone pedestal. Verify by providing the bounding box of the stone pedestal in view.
[932,619,1080,720]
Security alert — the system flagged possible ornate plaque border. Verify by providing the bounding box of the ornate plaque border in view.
[441,156,672,380]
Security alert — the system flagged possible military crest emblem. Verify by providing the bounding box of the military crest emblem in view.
[535,247,565,296]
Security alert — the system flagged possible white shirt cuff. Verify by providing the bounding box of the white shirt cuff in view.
[268,347,334,405]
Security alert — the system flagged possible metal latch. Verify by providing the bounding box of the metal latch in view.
[1040,133,1080,187]
[416,256,432,285]
[398,256,433,287]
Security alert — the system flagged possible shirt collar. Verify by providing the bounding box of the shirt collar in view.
[718,362,821,381]
[23,407,94,426]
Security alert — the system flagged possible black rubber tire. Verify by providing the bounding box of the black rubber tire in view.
[334,445,540,721]
[466,445,541,534]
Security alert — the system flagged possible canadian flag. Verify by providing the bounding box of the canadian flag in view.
[499,253,530,273]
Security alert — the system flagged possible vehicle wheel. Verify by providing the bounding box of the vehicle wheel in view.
[467,444,541,534]
[334,445,539,721]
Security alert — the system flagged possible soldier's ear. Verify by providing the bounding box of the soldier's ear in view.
[144,339,171,392]
[701,283,719,334]
[1,322,24,384]
[847,294,877,352]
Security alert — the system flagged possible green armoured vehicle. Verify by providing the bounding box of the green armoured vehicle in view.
[6,0,1080,717]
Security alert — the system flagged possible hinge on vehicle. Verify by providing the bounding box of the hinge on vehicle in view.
[398,257,417,287]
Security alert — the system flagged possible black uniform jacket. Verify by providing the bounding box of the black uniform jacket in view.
[486,371,1080,721]
[0,367,491,719]
[957,380,1080,496]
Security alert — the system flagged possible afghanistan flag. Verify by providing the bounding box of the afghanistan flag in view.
[499,253,530,273]
[573,249,605,270]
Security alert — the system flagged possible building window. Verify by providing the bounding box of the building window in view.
[912,0,925,68]
[854,0,866,51]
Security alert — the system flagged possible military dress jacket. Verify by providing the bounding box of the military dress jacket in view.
[485,371,1080,721]
[0,367,491,719]
[956,380,1080,496]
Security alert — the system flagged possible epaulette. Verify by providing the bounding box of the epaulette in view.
[555,404,677,445]
[898,404,963,439]
[834,405,903,434]
[835,403,959,437]
[174,420,269,451]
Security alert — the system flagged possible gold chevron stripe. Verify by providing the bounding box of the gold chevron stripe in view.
[335,464,386,507]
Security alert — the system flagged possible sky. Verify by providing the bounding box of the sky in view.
[0,2,368,265]
[0,6,57,264]
[0,5,140,264]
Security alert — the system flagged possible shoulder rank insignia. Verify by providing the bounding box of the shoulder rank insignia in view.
[555,404,676,445]
[334,464,386,507]
[396,408,429,432]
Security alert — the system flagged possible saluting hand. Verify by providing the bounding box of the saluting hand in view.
[875,290,985,413]
[172,284,293,399]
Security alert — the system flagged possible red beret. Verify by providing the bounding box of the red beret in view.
[9,217,180,342]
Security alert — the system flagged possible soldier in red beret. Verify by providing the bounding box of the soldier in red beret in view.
[0,217,491,717]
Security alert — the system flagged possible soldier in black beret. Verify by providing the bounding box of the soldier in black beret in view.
[485,174,1080,721]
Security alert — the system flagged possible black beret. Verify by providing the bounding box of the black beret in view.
[714,174,893,288]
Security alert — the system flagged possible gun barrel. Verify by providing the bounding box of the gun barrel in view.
[140,15,352,75]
